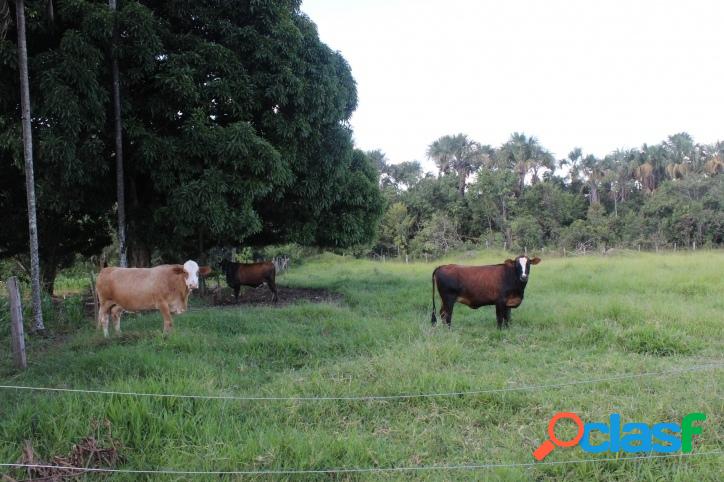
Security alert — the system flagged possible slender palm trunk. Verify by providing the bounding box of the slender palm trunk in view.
[109,0,127,267]
[15,0,45,331]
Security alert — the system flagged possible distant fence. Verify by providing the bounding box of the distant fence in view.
[367,241,718,263]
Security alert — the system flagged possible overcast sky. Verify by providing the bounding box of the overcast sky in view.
[301,0,724,172]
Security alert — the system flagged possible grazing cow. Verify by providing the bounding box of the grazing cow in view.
[96,260,211,337]
[431,256,541,329]
[219,259,278,302]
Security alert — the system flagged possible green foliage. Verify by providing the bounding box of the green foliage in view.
[511,215,543,251]
[410,212,462,256]
[1,0,383,284]
[378,202,415,254]
[371,131,721,256]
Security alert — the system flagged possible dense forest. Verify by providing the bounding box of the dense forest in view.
[372,132,723,257]
[1,1,722,298]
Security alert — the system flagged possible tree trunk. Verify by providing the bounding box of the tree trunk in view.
[110,0,127,267]
[15,0,45,331]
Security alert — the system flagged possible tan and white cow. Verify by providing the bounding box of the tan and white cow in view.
[96,260,211,337]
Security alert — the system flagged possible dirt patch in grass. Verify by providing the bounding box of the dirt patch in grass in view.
[199,285,344,308]
[6,419,122,481]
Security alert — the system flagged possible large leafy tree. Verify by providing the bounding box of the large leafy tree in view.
[115,0,382,261]
[0,0,112,295]
[2,1,383,281]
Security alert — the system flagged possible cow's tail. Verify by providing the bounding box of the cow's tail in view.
[431,267,438,325]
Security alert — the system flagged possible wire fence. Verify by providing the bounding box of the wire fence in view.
[2,451,722,476]
[0,363,720,402]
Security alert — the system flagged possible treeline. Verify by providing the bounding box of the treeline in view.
[372,132,723,257]
[0,1,384,294]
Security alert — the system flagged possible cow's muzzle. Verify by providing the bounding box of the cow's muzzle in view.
[520,275,528,282]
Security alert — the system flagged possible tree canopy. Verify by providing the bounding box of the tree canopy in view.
[1,0,383,289]
[375,132,722,256]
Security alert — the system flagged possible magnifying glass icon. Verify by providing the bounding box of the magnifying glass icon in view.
[533,412,584,461]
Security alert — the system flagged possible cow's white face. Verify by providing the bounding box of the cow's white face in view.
[514,255,541,283]
[183,260,201,289]
[518,257,528,282]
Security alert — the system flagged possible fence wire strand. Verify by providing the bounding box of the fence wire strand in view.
[0,363,720,402]
[1,451,722,475]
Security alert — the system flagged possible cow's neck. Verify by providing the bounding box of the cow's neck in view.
[505,268,527,293]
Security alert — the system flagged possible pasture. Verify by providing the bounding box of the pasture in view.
[1,251,722,480]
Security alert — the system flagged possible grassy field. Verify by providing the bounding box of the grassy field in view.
[1,251,722,480]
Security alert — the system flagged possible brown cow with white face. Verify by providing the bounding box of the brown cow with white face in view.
[431,256,541,329]
[96,260,211,337]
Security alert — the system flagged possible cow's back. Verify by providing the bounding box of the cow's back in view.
[231,261,275,285]
[436,264,508,307]
[97,265,185,311]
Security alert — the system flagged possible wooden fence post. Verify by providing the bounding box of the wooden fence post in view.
[7,277,27,370]
[89,272,99,324]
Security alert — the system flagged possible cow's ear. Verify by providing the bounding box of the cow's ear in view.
[530,257,541,265]
[173,266,186,275]
[504,259,515,266]
[199,266,212,277]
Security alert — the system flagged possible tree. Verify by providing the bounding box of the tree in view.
[12,0,44,330]
[1,0,115,295]
[563,148,606,206]
[113,1,383,260]
[497,133,554,194]
[427,134,491,196]
[426,135,455,176]
[109,0,127,267]
[378,202,414,254]
[467,168,518,247]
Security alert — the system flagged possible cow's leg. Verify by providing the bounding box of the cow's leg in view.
[495,303,506,330]
[268,277,278,303]
[233,285,241,303]
[504,307,512,328]
[111,306,123,335]
[441,295,456,329]
[159,301,174,334]
[98,301,114,337]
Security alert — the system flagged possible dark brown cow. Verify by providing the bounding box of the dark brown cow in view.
[220,259,278,302]
[431,256,541,329]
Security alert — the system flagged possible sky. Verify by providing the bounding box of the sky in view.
[301,0,724,173]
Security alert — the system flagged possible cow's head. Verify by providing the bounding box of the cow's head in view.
[219,259,231,274]
[505,256,541,283]
[182,260,212,290]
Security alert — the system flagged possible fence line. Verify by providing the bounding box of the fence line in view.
[0,363,720,402]
[1,451,721,476]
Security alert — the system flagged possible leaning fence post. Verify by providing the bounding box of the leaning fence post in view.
[7,277,27,370]
[89,272,98,324]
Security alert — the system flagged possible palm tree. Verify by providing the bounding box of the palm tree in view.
[10,0,45,331]
[604,149,637,216]
[631,144,665,193]
[497,133,553,194]
[663,132,695,180]
[426,136,455,176]
[109,0,127,266]
[564,148,606,206]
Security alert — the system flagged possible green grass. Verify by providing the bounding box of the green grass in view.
[1,251,722,480]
